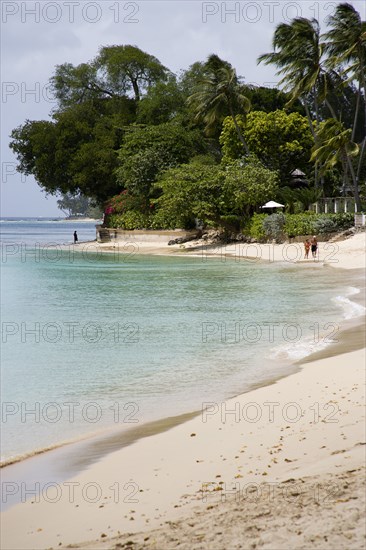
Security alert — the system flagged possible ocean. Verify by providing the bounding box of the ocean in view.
[0,218,364,464]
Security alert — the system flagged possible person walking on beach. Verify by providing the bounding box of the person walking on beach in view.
[310,235,318,259]
[304,238,310,259]
[73,230,78,244]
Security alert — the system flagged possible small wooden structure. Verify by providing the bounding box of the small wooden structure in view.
[290,169,308,189]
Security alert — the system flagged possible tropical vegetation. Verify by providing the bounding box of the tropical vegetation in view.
[9,4,366,236]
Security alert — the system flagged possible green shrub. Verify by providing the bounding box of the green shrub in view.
[149,209,184,230]
[284,212,317,237]
[246,213,266,240]
[248,212,355,240]
[331,212,354,230]
[263,213,286,242]
[108,211,151,230]
[312,216,337,234]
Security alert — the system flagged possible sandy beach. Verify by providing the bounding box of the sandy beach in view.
[1,232,365,550]
[81,230,366,270]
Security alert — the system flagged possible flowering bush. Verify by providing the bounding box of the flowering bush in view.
[107,191,147,215]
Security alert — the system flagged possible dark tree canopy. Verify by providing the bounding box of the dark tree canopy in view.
[136,77,186,125]
[10,99,134,202]
[96,45,170,101]
[51,45,170,109]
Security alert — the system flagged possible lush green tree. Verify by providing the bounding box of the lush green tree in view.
[96,45,170,102]
[10,100,131,202]
[187,55,251,152]
[223,157,279,215]
[220,110,314,185]
[179,62,207,98]
[258,17,341,189]
[154,162,224,228]
[57,192,90,217]
[116,123,206,201]
[242,85,305,115]
[136,77,185,124]
[10,119,60,189]
[50,62,102,108]
[258,6,365,200]
[153,156,279,228]
[258,17,338,124]
[51,45,169,108]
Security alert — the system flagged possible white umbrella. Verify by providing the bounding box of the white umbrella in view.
[261,201,285,208]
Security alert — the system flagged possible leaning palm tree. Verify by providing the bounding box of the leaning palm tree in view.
[258,17,340,189]
[188,59,251,154]
[311,118,361,210]
[322,3,366,189]
[258,18,338,129]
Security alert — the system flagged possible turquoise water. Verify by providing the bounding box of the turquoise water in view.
[0,220,362,463]
[0,218,98,245]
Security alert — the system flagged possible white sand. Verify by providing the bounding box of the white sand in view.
[88,230,366,270]
[1,348,365,549]
[1,233,365,550]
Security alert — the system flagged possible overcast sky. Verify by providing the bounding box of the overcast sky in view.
[1,0,364,217]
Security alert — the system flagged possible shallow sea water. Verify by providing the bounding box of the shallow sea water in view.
[0,219,362,462]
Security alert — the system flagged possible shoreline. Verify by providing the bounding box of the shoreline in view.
[3,309,363,472]
[2,329,364,549]
[1,237,364,464]
[3,238,364,472]
[1,267,364,473]
[1,297,364,470]
[1,233,365,549]
[73,230,366,267]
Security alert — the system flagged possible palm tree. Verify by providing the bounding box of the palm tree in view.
[258,18,338,128]
[323,3,366,195]
[311,119,361,210]
[188,57,251,154]
[258,17,342,190]
[278,186,322,213]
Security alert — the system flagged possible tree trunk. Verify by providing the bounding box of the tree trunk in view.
[304,100,319,188]
[345,150,362,212]
[304,102,316,138]
[351,83,361,142]
[314,95,327,194]
[132,79,140,101]
[325,98,337,120]
[229,106,250,155]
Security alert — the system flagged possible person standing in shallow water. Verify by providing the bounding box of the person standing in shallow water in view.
[304,239,310,259]
[310,235,318,259]
[73,231,78,244]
